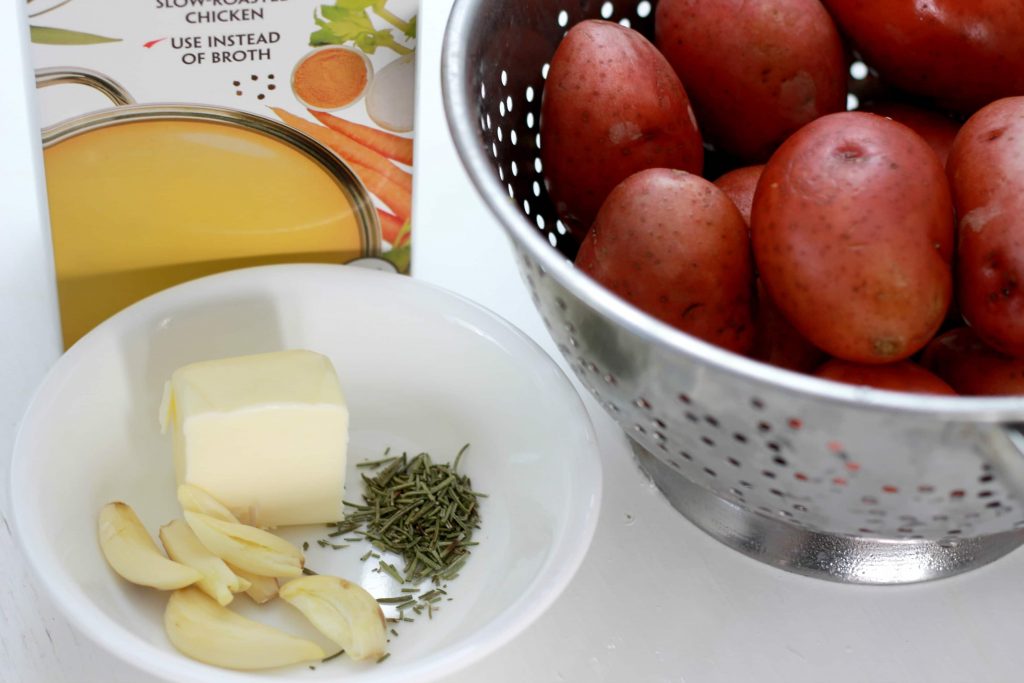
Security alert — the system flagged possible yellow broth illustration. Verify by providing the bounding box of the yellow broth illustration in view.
[44,117,376,347]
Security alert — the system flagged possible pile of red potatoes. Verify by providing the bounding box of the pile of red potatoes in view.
[539,0,1024,395]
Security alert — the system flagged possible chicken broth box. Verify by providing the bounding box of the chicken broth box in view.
[27,0,417,348]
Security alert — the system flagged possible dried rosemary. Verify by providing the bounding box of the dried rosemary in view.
[338,445,483,585]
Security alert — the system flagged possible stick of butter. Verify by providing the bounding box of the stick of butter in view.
[160,350,348,529]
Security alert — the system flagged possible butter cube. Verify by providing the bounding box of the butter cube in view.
[161,350,349,528]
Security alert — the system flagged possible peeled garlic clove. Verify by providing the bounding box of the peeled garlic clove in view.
[97,502,201,590]
[279,575,387,662]
[165,586,325,670]
[177,484,238,523]
[229,564,279,604]
[160,518,250,606]
[184,511,303,577]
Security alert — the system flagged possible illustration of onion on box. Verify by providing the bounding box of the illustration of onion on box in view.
[28,0,417,348]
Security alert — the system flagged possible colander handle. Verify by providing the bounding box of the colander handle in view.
[35,67,136,144]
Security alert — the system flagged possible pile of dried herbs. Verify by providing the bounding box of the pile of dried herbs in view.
[303,446,484,665]
[316,445,484,589]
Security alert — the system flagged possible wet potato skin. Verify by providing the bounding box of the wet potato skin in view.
[751,112,954,364]
[540,20,703,238]
[576,169,755,354]
[946,97,1024,358]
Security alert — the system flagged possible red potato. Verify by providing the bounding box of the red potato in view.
[540,20,703,236]
[921,327,1024,395]
[751,112,954,364]
[750,280,825,372]
[947,96,1024,357]
[822,0,1024,113]
[713,165,765,227]
[858,101,960,166]
[714,167,824,370]
[656,0,847,162]
[576,169,754,354]
[813,359,956,395]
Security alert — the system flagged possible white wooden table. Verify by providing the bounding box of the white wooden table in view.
[4,2,1024,681]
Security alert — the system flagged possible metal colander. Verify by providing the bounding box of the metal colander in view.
[440,0,1024,584]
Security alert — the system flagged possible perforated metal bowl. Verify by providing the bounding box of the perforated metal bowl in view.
[441,0,1024,584]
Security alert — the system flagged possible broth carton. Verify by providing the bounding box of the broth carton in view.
[27,0,418,347]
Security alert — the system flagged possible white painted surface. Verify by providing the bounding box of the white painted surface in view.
[3,1,1024,681]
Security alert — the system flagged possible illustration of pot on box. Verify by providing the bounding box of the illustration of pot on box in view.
[36,67,382,348]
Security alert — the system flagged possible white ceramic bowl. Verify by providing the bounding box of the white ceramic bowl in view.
[10,264,601,683]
